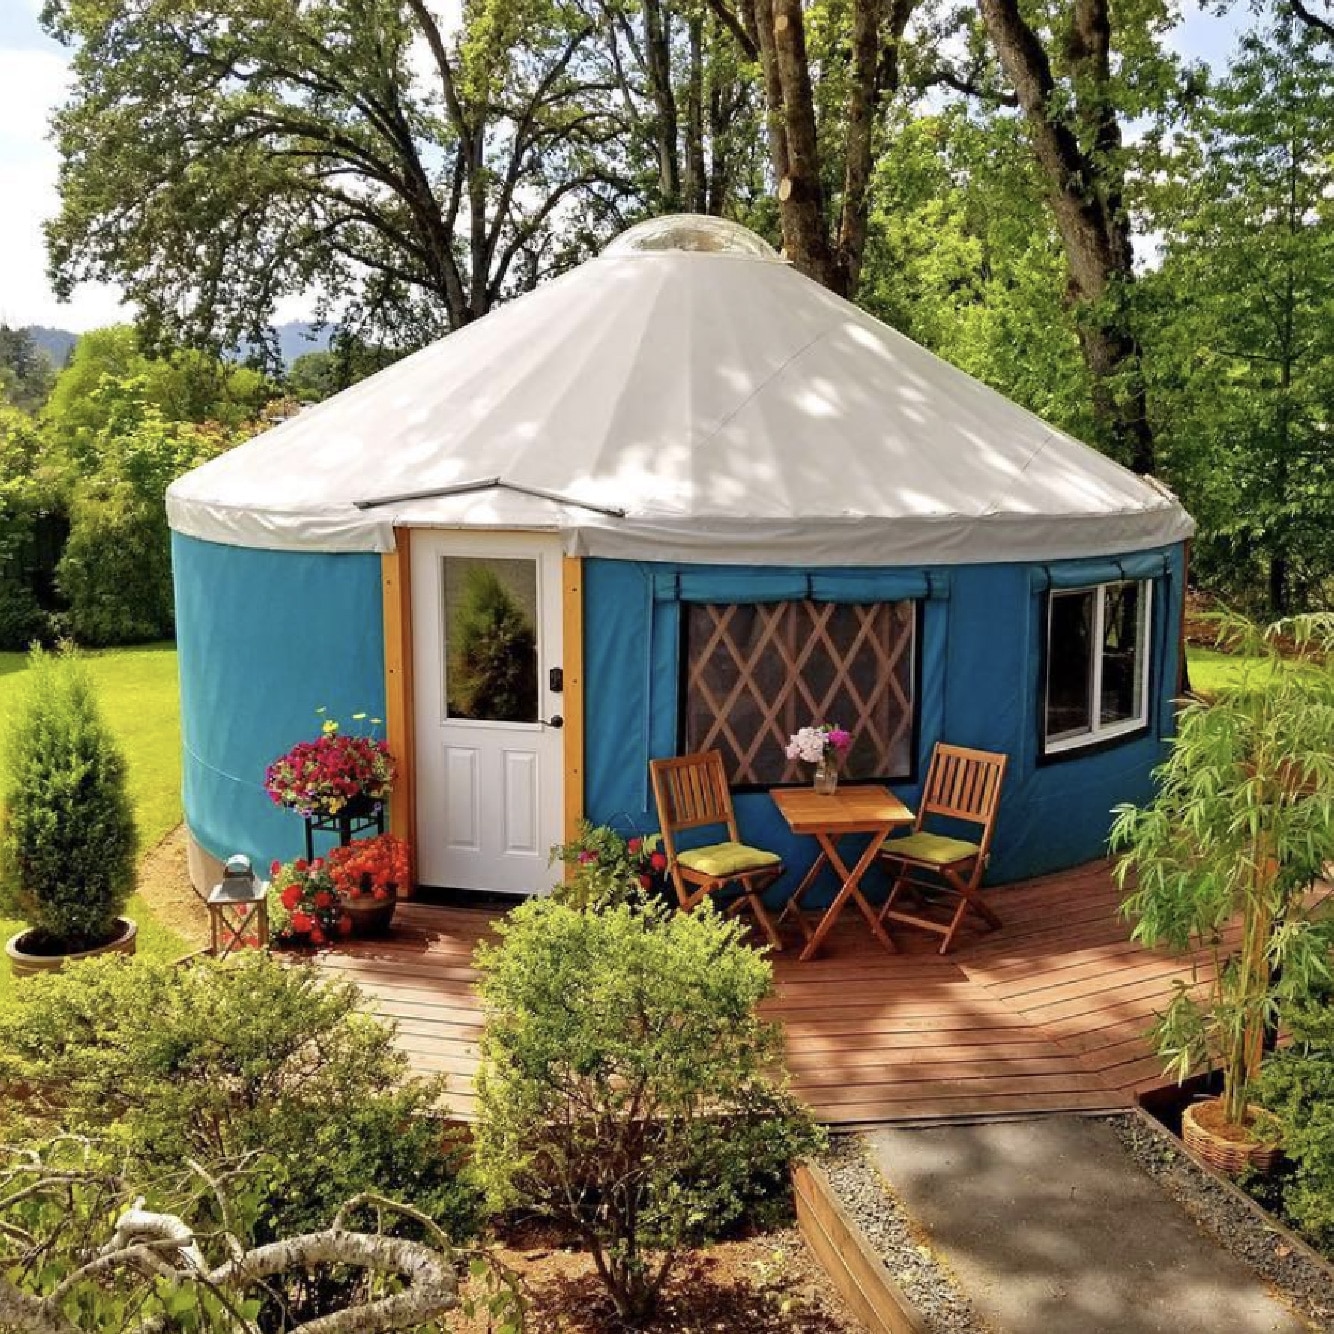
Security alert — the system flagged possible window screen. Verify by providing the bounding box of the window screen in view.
[683,600,916,786]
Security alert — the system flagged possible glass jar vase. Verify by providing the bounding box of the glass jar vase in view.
[813,752,839,795]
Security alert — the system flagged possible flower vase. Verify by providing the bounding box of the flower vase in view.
[813,753,839,796]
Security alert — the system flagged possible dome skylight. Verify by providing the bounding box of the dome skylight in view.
[603,214,781,260]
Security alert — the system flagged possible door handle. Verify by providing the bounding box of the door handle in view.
[546,714,564,729]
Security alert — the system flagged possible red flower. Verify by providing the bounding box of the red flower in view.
[294,859,309,873]
[313,890,334,909]
[270,860,281,876]
[649,852,667,871]
[290,911,314,934]
[337,916,354,936]
[309,928,326,946]
[372,887,390,901]
[638,874,653,890]
[578,850,598,865]
[280,885,302,910]
[628,837,643,854]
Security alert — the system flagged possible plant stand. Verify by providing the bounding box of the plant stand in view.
[303,796,385,862]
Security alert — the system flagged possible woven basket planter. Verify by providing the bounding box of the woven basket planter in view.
[1182,1100,1283,1177]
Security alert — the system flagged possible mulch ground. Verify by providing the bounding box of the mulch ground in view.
[134,824,212,952]
[453,1222,859,1333]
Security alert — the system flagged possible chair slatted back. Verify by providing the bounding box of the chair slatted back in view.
[649,752,740,860]
[918,744,1008,856]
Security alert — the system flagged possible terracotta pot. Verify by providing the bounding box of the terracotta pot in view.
[5,917,138,980]
[340,888,397,937]
[1182,1099,1282,1176]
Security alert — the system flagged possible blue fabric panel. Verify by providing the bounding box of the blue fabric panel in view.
[582,545,1186,906]
[173,533,386,873]
[653,568,945,604]
[1030,551,1171,591]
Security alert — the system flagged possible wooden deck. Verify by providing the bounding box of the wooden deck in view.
[314,861,1223,1127]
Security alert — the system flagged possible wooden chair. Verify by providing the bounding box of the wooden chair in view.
[649,751,785,949]
[876,743,1008,954]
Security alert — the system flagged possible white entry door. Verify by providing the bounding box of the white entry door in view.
[410,531,565,894]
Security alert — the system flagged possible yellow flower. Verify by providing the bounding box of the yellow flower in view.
[322,719,340,736]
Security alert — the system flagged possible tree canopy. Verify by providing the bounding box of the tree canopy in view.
[34,0,1334,610]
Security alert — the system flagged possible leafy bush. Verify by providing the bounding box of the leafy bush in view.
[549,821,666,910]
[0,954,479,1254]
[1256,1002,1334,1257]
[0,647,137,952]
[58,482,177,645]
[56,396,228,646]
[473,898,822,1323]
[0,403,53,649]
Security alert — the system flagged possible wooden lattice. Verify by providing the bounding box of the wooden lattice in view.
[684,600,915,786]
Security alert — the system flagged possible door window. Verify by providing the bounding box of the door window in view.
[442,556,539,723]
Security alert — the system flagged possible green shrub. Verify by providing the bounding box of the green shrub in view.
[0,954,478,1250]
[473,898,822,1323]
[0,402,53,650]
[1256,1002,1334,1257]
[549,821,666,910]
[0,510,47,650]
[0,647,137,951]
[57,482,175,645]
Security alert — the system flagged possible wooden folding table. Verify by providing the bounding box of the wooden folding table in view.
[771,784,914,962]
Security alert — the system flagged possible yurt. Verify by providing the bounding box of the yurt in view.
[167,215,1193,897]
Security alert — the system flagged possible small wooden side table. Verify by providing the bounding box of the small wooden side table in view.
[771,785,914,962]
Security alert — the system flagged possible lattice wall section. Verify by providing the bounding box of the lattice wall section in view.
[683,600,916,786]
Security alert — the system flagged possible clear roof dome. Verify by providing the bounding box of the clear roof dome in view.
[603,214,781,260]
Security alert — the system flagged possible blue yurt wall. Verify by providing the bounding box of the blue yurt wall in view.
[172,533,387,872]
[583,542,1185,891]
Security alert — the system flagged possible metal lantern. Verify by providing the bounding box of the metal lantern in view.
[206,854,270,958]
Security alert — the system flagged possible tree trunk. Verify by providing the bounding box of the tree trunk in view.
[979,0,1156,472]
[643,0,682,210]
[684,15,708,212]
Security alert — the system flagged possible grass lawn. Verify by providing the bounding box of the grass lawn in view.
[0,642,186,1005]
[1186,644,1287,696]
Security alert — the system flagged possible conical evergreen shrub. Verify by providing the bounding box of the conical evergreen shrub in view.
[1,647,137,952]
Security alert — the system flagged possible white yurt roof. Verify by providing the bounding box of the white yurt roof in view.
[167,215,1193,565]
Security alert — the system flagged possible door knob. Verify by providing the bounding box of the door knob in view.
[546,714,564,729]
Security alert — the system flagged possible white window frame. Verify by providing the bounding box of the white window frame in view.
[1043,579,1153,756]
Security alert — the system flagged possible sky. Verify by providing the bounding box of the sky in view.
[0,0,1249,335]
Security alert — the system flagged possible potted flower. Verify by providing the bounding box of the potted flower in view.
[550,822,666,910]
[326,833,411,936]
[267,857,348,948]
[785,723,853,795]
[1112,614,1334,1175]
[264,713,396,820]
[2,649,139,978]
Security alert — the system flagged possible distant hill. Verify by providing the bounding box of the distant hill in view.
[26,325,78,366]
[272,321,331,365]
[21,320,330,369]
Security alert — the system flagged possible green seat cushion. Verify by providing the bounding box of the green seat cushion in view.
[881,831,980,866]
[677,841,782,878]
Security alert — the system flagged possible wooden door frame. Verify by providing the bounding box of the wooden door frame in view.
[380,528,586,894]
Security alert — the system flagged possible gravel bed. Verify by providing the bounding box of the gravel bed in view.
[1109,1112,1334,1332]
[819,1135,994,1334]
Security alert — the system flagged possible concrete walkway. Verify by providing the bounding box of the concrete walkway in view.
[865,1117,1309,1334]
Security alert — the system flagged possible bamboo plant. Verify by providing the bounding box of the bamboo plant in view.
[1112,614,1334,1129]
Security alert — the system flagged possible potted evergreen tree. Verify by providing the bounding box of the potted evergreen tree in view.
[1112,614,1334,1174]
[2,647,139,977]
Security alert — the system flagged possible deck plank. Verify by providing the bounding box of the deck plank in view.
[313,862,1223,1126]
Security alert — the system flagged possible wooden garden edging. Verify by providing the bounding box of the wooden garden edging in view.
[792,1161,927,1334]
